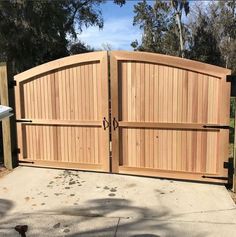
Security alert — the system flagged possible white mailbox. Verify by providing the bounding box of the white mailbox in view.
[0,105,13,120]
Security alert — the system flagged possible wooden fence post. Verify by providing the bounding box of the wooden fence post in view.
[0,62,13,170]
[233,98,236,192]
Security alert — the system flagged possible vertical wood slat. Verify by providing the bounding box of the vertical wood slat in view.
[0,63,13,169]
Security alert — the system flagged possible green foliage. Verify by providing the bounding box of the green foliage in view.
[68,41,94,55]
[131,0,236,75]
[0,0,123,74]
[188,12,223,66]
[187,1,236,72]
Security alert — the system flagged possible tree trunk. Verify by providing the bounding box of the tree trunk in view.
[175,12,185,58]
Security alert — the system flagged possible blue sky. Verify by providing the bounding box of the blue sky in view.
[79,0,144,50]
[78,0,208,50]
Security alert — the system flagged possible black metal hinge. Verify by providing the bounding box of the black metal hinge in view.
[226,75,236,82]
[8,80,16,89]
[202,175,228,181]
[16,119,32,123]
[224,158,234,188]
[203,125,230,129]
[12,148,20,156]
[226,75,236,96]
[19,160,34,164]
[202,158,234,186]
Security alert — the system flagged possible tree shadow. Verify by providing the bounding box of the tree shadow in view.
[0,197,207,237]
[0,198,13,218]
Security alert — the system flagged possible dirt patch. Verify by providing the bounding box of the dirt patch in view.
[229,190,236,204]
[0,165,11,178]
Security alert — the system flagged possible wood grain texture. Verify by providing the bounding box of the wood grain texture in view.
[0,63,13,169]
[14,52,109,171]
[110,51,231,183]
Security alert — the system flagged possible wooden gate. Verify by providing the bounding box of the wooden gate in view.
[110,51,231,183]
[14,51,231,183]
[14,52,110,172]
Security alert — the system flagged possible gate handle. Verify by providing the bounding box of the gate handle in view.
[113,117,119,130]
[103,117,110,130]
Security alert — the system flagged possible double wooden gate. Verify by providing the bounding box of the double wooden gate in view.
[14,51,231,183]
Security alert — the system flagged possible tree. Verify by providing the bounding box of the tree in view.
[188,1,236,73]
[131,0,189,57]
[101,43,113,51]
[215,0,236,73]
[131,0,174,53]
[0,0,125,75]
[170,0,190,57]
[68,41,94,55]
[188,9,223,66]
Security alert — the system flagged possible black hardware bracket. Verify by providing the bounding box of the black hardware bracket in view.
[14,148,21,154]
[226,75,236,82]
[202,175,228,180]
[16,119,32,123]
[226,75,236,96]
[19,160,34,164]
[203,125,230,129]
[224,158,234,188]
[202,158,234,187]
[8,80,16,89]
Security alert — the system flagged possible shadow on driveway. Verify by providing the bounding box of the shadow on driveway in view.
[0,197,207,237]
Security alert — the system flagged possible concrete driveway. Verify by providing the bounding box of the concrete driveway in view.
[0,166,235,236]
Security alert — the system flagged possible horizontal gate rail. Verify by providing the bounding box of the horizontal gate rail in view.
[118,167,228,184]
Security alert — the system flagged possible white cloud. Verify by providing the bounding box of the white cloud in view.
[78,17,142,50]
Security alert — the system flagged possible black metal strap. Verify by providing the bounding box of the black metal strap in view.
[203,125,230,129]
[16,119,32,123]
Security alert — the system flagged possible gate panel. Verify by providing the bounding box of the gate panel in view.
[15,52,109,171]
[111,51,231,182]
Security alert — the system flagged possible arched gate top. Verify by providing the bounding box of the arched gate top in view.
[14,50,231,81]
[14,51,108,82]
[110,51,231,78]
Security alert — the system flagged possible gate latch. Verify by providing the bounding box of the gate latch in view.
[102,117,109,130]
[113,117,119,130]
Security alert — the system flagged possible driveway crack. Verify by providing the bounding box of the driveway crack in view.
[114,217,120,237]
